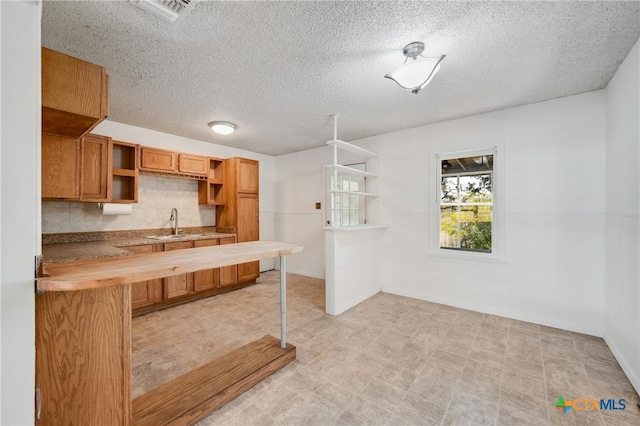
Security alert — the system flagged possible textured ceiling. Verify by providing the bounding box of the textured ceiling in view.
[41,1,639,156]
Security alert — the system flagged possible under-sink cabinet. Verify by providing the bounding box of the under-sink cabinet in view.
[163,241,194,299]
[127,236,241,315]
[218,237,238,286]
[192,239,221,292]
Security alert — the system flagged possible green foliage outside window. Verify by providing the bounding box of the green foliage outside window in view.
[440,159,493,253]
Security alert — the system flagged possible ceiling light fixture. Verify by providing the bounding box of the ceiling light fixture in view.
[385,42,445,95]
[208,121,237,135]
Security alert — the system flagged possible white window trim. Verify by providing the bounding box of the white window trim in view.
[429,144,507,262]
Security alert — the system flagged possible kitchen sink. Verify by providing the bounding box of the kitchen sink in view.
[145,234,203,240]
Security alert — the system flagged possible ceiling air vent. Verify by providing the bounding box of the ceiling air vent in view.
[131,0,197,24]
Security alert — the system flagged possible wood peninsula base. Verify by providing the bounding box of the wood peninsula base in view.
[132,335,295,426]
[35,241,303,426]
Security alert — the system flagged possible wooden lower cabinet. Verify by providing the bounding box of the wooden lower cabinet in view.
[193,239,220,292]
[219,237,238,287]
[163,241,194,299]
[129,237,246,315]
[128,244,163,309]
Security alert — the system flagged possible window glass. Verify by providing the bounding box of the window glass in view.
[328,162,366,227]
[439,155,493,253]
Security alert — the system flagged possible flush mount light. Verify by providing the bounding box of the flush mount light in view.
[385,41,445,95]
[208,121,237,135]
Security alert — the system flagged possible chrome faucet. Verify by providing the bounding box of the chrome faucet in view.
[170,208,179,235]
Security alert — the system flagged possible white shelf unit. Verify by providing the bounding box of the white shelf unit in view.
[324,139,384,229]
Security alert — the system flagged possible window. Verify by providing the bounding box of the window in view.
[327,163,366,227]
[438,151,495,254]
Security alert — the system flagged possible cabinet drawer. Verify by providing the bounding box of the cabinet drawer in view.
[140,147,177,172]
[178,154,208,176]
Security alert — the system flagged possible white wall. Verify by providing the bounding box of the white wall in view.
[0,1,41,423]
[278,91,608,336]
[274,146,330,278]
[604,39,639,393]
[369,91,607,336]
[325,228,383,315]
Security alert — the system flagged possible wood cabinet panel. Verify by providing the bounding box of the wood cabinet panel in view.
[193,239,220,292]
[35,285,131,425]
[219,237,238,287]
[238,261,260,284]
[41,47,108,138]
[80,134,110,201]
[237,193,259,283]
[127,244,163,309]
[163,241,194,299]
[110,140,138,203]
[237,158,259,194]
[140,147,177,172]
[236,193,259,242]
[42,134,80,199]
[198,158,225,206]
[217,158,260,284]
[178,154,208,176]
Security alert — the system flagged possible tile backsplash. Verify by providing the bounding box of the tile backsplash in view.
[42,174,216,234]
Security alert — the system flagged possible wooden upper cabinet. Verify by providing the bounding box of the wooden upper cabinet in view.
[41,48,109,138]
[42,134,80,199]
[110,140,139,203]
[80,134,110,201]
[236,158,259,194]
[140,147,177,172]
[178,154,208,176]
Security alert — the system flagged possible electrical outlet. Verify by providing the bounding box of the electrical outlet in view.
[315,202,321,209]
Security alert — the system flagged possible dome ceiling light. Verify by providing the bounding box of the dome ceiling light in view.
[385,41,445,95]
[209,121,237,135]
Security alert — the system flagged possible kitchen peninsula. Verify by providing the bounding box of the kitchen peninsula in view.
[42,228,247,315]
[36,239,303,425]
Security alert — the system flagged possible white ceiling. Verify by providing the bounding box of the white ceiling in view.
[41,1,639,156]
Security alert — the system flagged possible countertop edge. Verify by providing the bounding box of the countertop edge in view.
[38,241,304,291]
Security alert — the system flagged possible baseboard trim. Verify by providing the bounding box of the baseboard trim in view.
[604,334,640,395]
[327,288,380,316]
[383,287,604,337]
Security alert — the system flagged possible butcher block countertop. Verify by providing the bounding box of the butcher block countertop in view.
[38,241,304,292]
[42,227,236,264]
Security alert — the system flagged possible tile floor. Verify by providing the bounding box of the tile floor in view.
[132,271,640,425]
